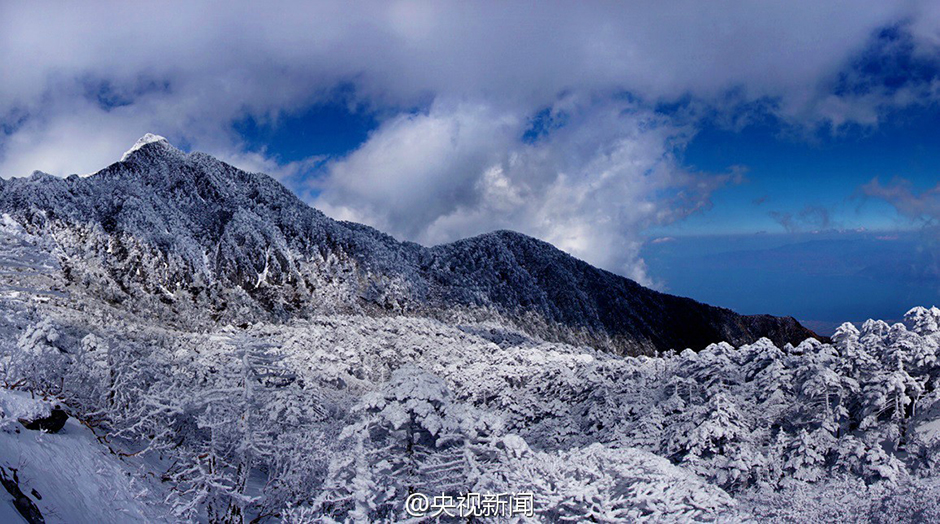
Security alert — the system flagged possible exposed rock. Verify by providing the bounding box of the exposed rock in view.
[0,467,44,524]
[19,406,68,434]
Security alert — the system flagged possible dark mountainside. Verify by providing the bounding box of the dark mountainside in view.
[0,136,821,355]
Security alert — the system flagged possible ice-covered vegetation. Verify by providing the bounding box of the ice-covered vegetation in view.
[3,249,940,522]
[0,138,817,356]
[2,139,939,521]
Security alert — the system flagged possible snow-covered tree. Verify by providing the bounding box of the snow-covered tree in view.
[316,365,500,521]
[12,318,67,394]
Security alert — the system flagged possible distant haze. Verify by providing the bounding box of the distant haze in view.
[643,230,940,334]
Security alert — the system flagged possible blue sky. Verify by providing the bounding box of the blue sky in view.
[243,92,940,238]
[1,1,939,329]
[663,104,940,236]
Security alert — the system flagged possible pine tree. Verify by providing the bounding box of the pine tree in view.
[783,429,829,483]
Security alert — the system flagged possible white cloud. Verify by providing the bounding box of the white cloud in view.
[315,102,518,238]
[2,0,939,279]
[316,97,736,285]
[862,178,940,224]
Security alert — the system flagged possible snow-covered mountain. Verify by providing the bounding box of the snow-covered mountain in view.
[0,135,819,355]
[1,144,939,521]
[1,216,939,521]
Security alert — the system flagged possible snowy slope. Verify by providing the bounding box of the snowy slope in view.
[0,390,172,524]
[0,135,819,355]
[120,133,169,162]
[8,135,940,522]
[0,214,939,520]
[0,224,171,523]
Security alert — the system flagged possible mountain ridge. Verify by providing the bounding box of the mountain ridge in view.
[0,136,823,354]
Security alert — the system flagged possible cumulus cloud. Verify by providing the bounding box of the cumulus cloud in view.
[316,96,738,284]
[2,1,940,278]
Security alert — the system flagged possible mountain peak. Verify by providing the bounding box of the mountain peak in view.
[0,141,823,354]
[120,133,175,162]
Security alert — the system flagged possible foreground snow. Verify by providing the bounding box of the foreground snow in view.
[0,390,172,523]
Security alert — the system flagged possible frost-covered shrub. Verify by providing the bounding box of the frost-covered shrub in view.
[315,365,502,521]
[501,441,734,522]
[4,303,940,520]
[11,319,67,393]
